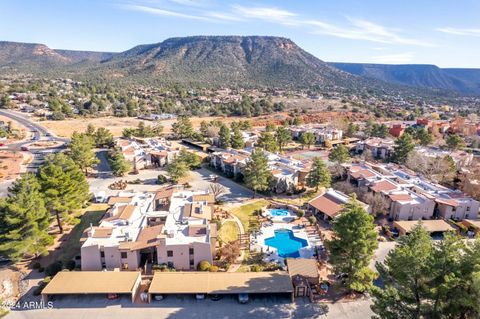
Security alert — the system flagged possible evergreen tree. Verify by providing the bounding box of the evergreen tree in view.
[166,158,189,183]
[265,122,276,132]
[275,125,292,153]
[328,144,350,164]
[345,122,359,138]
[172,115,194,139]
[300,132,316,149]
[306,157,331,191]
[257,132,278,152]
[37,153,90,233]
[392,133,415,164]
[446,134,466,151]
[0,174,53,261]
[231,127,245,149]
[108,148,131,176]
[94,127,114,147]
[69,132,99,175]
[326,198,378,292]
[218,125,231,149]
[417,128,433,146]
[244,149,272,197]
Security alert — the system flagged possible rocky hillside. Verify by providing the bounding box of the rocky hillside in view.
[330,62,480,95]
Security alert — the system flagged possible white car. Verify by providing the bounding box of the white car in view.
[95,191,106,203]
[195,294,206,300]
[238,293,249,304]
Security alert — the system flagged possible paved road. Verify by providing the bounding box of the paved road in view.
[6,294,373,319]
[0,109,68,151]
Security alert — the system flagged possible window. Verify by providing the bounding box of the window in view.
[189,248,194,255]
[121,252,127,259]
[100,251,105,258]
[467,207,471,212]
[167,250,173,257]
[189,259,194,266]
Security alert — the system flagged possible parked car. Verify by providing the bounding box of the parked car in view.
[20,146,29,151]
[195,294,206,300]
[94,191,106,203]
[210,294,222,301]
[154,294,164,301]
[238,293,249,304]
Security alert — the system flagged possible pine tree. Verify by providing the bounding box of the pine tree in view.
[306,157,331,191]
[257,132,278,152]
[326,198,378,292]
[94,127,114,147]
[166,158,189,183]
[328,144,350,164]
[244,149,272,197]
[275,125,291,153]
[231,127,245,149]
[69,132,99,175]
[300,132,316,149]
[392,133,415,164]
[37,153,90,234]
[172,115,194,139]
[218,125,231,149]
[108,148,131,176]
[0,174,53,261]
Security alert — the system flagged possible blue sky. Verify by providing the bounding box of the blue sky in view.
[1,0,480,67]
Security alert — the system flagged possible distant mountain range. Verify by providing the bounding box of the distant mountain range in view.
[0,37,479,95]
[329,62,480,95]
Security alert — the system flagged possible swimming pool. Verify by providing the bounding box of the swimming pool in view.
[264,229,308,258]
[268,209,290,217]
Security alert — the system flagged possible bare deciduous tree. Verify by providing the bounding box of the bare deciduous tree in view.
[362,192,390,217]
[209,183,227,202]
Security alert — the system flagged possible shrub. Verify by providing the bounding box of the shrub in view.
[251,265,263,272]
[157,175,168,185]
[45,261,63,277]
[65,260,76,271]
[32,262,41,270]
[296,210,305,218]
[43,276,51,284]
[208,265,219,272]
[308,216,317,225]
[38,267,45,273]
[197,260,211,271]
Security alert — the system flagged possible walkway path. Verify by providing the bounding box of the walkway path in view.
[227,212,246,272]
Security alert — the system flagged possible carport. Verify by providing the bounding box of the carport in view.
[41,271,142,303]
[148,271,294,302]
[393,220,455,237]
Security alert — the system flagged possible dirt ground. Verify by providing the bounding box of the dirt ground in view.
[36,106,370,138]
[37,116,239,138]
[0,151,25,181]
[0,115,28,144]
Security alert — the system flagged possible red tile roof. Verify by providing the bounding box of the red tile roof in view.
[309,193,345,218]
[388,193,412,202]
[370,180,397,193]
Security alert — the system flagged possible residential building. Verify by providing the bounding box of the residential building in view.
[308,188,369,221]
[355,137,395,160]
[344,162,480,221]
[81,189,217,272]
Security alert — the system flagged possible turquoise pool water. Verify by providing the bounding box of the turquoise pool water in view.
[268,209,290,217]
[264,229,308,258]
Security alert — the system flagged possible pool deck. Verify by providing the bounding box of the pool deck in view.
[251,223,315,265]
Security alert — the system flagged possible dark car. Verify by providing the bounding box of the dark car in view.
[210,294,223,301]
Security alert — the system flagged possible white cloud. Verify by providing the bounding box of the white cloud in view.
[232,5,298,25]
[205,11,245,22]
[122,4,212,21]
[372,52,415,64]
[306,18,433,46]
[437,27,480,36]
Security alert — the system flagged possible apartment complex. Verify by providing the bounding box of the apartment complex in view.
[345,162,479,221]
[289,125,343,145]
[210,149,310,193]
[115,138,182,169]
[355,137,395,160]
[81,189,217,271]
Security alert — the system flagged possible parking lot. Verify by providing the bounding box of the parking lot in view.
[7,294,373,319]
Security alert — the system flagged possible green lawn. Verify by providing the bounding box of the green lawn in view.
[56,204,107,263]
[230,199,269,231]
[218,221,239,243]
